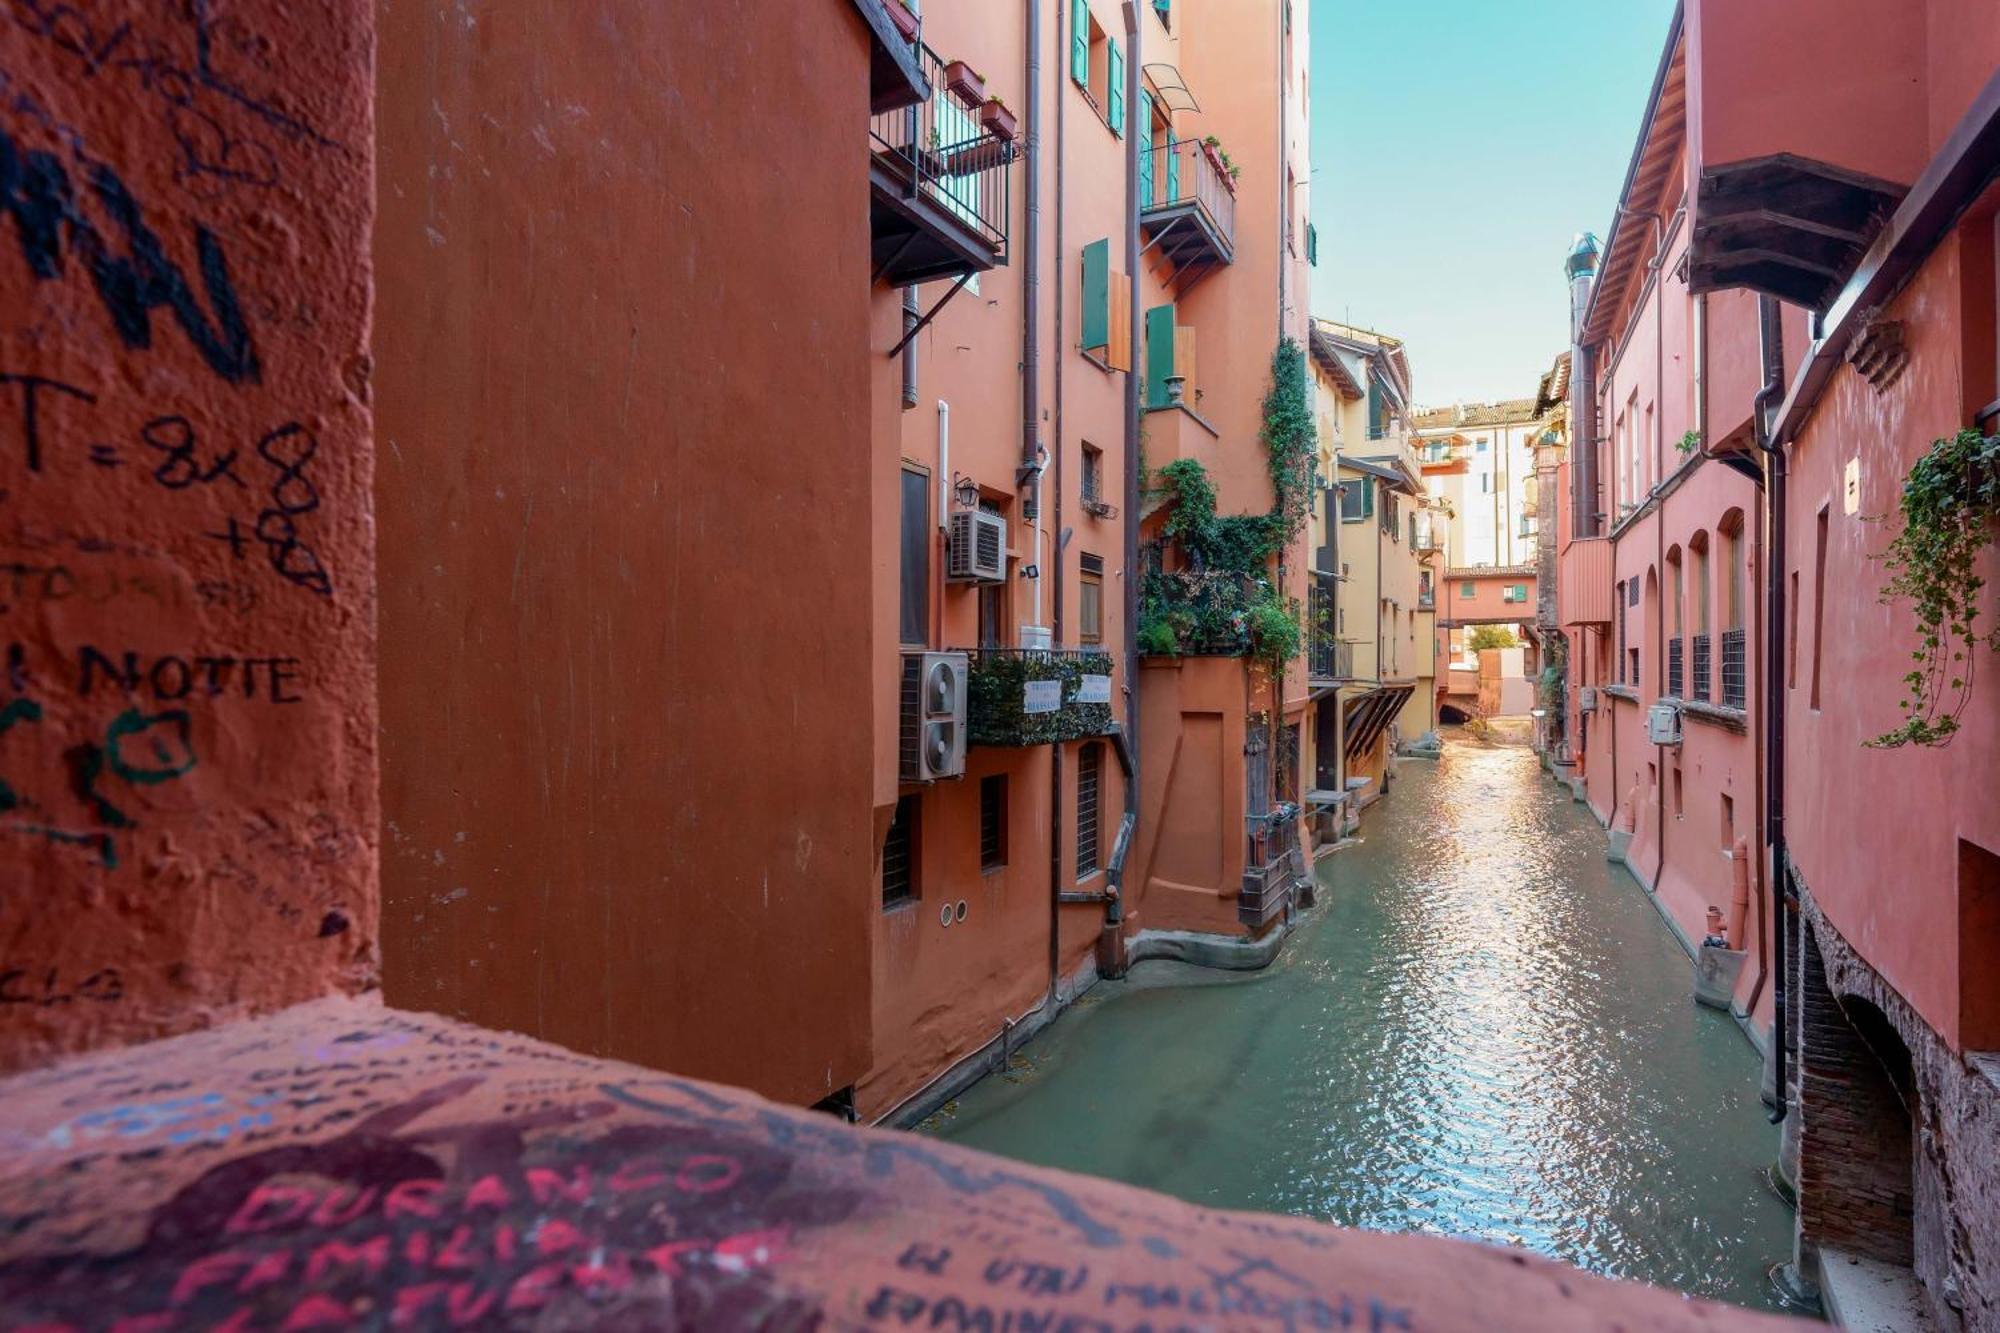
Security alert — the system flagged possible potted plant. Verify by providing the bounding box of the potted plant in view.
[944,60,986,107]
[886,0,918,41]
[980,96,1018,144]
[1201,134,1239,194]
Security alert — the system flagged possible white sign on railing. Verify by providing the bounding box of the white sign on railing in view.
[1023,680,1062,714]
[1074,674,1112,704]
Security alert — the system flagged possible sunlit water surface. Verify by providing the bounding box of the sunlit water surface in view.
[929,737,1794,1312]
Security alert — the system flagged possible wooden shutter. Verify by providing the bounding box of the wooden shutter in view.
[1081,238,1109,350]
[1071,0,1089,85]
[1175,325,1197,400]
[1108,38,1124,135]
[1144,303,1175,407]
[1107,272,1132,371]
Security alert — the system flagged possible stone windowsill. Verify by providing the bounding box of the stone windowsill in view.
[1679,698,1749,733]
[1603,684,1641,703]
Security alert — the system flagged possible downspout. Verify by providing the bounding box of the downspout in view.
[1750,293,1788,1124]
[1024,0,1060,1004]
[1653,213,1670,894]
[1106,0,1142,933]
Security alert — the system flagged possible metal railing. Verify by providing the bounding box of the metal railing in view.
[1691,632,1712,701]
[1667,635,1684,699]
[1141,138,1236,246]
[1721,628,1747,709]
[964,647,1115,746]
[870,42,1014,255]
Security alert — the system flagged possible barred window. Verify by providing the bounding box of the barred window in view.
[882,794,920,908]
[979,775,1007,871]
[1076,743,1103,877]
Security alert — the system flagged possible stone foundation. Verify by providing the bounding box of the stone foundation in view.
[1791,866,2000,1332]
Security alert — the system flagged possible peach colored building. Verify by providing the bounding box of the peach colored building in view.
[860,0,1314,1120]
[1557,4,2000,1325]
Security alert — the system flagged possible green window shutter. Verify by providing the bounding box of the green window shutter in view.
[1137,90,1155,204]
[1166,127,1180,199]
[1366,380,1382,438]
[1071,0,1089,85]
[1362,477,1375,519]
[1145,304,1175,408]
[1108,38,1125,136]
[1306,222,1318,266]
[1081,238,1110,350]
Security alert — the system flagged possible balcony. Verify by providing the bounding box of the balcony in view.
[1307,577,1355,684]
[870,43,1016,286]
[1138,569,1262,657]
[1140,139,1236,295]
[965,648,1115,746]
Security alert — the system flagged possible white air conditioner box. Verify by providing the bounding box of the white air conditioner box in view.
[947,510,1008,583]
[1648,701,1682,746]
[900,651,968,782]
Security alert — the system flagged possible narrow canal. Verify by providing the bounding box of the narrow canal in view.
[929,735,1796,1313]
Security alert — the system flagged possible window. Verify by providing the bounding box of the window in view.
[1152,0,1170,27]
[980,775,1008,871]
[1720,793,1734,852]
[1072,2,1122,134]
[1076,743,1103,877]
[1079,553,1104,643]
[1082,443,1104,503]
[1672,763,1683,819]
[1460,580,1475,598]
[1475,439,1489,453]
[899,467,930,645]
[1339,476,1373,522]
[1617,581,1627,682]
[882,794,920,908]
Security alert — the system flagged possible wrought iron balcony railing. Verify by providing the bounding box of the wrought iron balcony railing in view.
[869,41,1015,283]
[1667,635,1684,699]
[1139,138,1236,285]
[965,648,1115,747]
[1721,628,1747,710]
[1691,632,1712,702]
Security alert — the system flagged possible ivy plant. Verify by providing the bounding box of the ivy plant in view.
[1869,427,1999,748]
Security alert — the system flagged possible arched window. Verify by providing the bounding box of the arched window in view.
[1718,510,1747,707]
[1665,545,1685,698]
[1688,531,1712,701]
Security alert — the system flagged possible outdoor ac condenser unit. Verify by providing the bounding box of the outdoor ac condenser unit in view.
[1648,701,1683,746]
[900,651,968,782]
[1578,686,1598,712]
[947,510,1008,583]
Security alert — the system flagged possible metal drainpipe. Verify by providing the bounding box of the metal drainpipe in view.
[1045,0,1069,994]
[1021,0,1061,1005]
[1750,293,1789,1125]
[902,287,919,407]
[1110,0,1142,930]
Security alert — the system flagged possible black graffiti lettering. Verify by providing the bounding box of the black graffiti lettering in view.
[0,371,95,472]
[141,414,242,489]
[0,126,259,383]
[77,646,142,696]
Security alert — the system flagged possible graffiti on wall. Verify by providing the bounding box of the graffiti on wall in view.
[0,0,374,1058]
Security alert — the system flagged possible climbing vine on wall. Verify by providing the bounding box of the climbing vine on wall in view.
[1869,427,1999,748]
[1138,341,1316,671]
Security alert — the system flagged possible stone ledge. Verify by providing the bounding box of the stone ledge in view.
[0,997,1807,1333]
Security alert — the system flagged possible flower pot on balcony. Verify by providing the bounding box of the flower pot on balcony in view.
[979,98,1018,144]
[944,60,986,107]
[886,0,919,41]
[1163,373,1187,406]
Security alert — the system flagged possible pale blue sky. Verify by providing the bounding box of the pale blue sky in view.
[1307,0,1677,406]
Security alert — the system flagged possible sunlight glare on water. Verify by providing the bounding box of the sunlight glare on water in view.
[929,737,1795,1312]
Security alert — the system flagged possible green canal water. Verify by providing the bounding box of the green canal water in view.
[929,735,1796,1313]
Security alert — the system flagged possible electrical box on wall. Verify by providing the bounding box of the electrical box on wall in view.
[1648,701,1683,746]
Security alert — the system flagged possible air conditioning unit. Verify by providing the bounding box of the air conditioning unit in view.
[900,651,968,782]
[1648,701,1682,746]
[1578,686,1598,712]
[948,510,1008,583]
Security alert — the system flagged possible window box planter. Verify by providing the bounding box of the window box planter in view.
[886,0,919,41]
[980,98,1018,144]
[944,60,987,107]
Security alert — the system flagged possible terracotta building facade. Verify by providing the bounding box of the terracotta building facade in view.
[1552,3,2000,1326]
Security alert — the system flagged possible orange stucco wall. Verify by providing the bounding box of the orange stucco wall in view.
[372,2,877,1107]
[0,1,378,1069]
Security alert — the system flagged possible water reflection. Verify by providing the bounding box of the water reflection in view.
[930,738,1794,1311]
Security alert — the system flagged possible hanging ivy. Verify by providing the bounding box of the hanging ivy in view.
[1869,427,1999,748]
[1137,342,1317,669]
[1261,337,1318,546]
